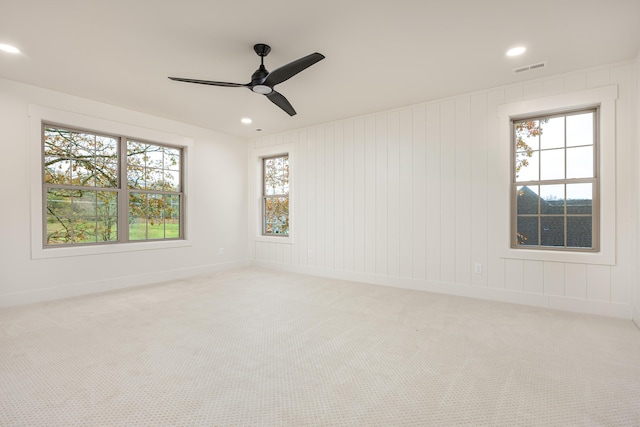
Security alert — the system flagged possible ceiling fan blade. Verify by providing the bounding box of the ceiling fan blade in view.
[266,91,296,116]
[264,52,325,87]
[168,77,248,87]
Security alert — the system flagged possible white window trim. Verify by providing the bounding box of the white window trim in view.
[497,85,617,265]
[251,144,294,244]
[29,104,194,259]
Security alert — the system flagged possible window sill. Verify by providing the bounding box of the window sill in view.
[33,239,192,260]
[501,247,614,265]
[254,235,294,245]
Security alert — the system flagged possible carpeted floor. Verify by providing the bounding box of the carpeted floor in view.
[1,267,639,426]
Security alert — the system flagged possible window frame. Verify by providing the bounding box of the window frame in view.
[251,144,294,244]
[509,108,599,252]
[29,105,193,259]
[261,154,290,237]
[497,85,617,265]
[42,124,185,246]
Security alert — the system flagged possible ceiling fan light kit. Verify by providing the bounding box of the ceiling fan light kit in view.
[169,43,325,116]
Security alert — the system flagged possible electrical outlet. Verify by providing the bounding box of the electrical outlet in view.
[473,263,482,274]
[219,247,224,256]
[307,249,313,258]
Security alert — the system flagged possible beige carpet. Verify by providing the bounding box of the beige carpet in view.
[1,267,639,426]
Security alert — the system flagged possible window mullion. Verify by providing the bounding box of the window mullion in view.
[118,136,128,242]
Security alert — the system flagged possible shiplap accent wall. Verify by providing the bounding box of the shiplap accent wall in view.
[250,62,637,319]
[635,52,640,326]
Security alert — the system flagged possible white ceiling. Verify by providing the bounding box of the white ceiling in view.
[1,0,639,138]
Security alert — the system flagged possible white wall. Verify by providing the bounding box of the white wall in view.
[0,78,249,306]
[250,61,638,319]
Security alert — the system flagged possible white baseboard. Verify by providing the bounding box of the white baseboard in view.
[251,260,632,320]
[0,259,250,308]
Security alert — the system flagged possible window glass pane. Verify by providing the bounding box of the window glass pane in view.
[515,120,540,151]
[540,185,564,215]
[96,136,118,157]
[45,128,119,189]
[516,216,538,246]
[264,156,289,196]
[540,149,565,180]
[46,214,71,245]
[275,157,286,194]
[95,159,118,187]
[94,191,118,242]
[567,216,592,248]
[129,192,148,240]
[145,146,164,168]
[165,194,181,219]
[94,136,118,188]
[73,190,97,219]
[96,191,118,217]
[127,167,145,189]
[64,132,99,187]
[165,194,181,238]
[146,168,164,190]
[127,142,179,193]
[264,197,289,235]
[165,223,180,239]
[540,117,564,149]
[147,221,164,239]
[566,183,592,215]
[51,189,86,244]
[566,112,593,147]
[127,141,148,167]
[515,151,539,182]
[541,216,564,247]
[97,217,118,242]
[264,158,277,195]
[163,170,180,191]
[72,216,97,244]
[44,127,71,157]
[70,190,97,244]
[164,147,181,170]
[147,194,165,239]
[71,159,95,187]
[72,133,95,158]
[46,159,71,185]
[127,142,151,190]
[516,186,539,214]
[566,146,593,179]
[264,182,276,196]
[46,188,72,244]
[283,165,290,194]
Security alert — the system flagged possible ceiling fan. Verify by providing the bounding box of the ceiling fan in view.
[169,44,325,116]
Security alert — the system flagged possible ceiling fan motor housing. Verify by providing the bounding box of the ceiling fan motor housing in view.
[251,65,269,85]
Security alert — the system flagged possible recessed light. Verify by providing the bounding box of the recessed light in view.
[0,44,20,54]
[507,46,526,57]
[241,117,252,125]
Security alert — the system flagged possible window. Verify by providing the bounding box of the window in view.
[43,124,183,246]
[498,85,616,264]
[262,154,289,236]
[511,109,597,251]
